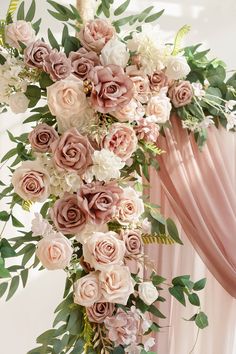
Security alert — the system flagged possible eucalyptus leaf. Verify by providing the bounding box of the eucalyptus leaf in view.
[0,282,8,298]
[145,9,164,23]
[48,28,60,50]
[25,0,36,22]
[114,0,130,16]
[6,275,20,301]
[17,1,25,20]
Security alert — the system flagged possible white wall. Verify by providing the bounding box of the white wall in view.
[0,1,235,353]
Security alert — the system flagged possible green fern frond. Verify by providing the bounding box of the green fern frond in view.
[172,24,191,55]
[142,233,176,245]
[22,200,33,212]
[143,142,164,155]
[7,0,20,18]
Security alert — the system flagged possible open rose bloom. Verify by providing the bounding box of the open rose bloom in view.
[3,3,214,353]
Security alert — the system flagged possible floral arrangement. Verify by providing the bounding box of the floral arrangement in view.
[1,0,235,353]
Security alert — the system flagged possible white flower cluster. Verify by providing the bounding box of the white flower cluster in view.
[0,52,29,113]
[225,100,236,131]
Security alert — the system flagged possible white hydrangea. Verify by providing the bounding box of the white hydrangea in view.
[225,112,236,131]
[31,213,53,237]
[127,24,170,75]
[84,149,125,182]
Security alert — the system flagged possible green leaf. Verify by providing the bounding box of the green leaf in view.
[11,215,24,228]
[113,15,134,28]
[195,311,208,329]
[166,218,183,245]
[149,304,166,318]
[114,0,130,16]
[0,211,10,221]
[40,201,50,218]
[22,244,36,266]
[183,314,197,322]
[62,25,69,46]
[0,265,11,278]
[0,53,6,65]
[39,72,53,90]
[193,278,207,291]
[6,275,20,301]
[172,275,190,287]
[25,0,36,21]
[169,285,186,306]
[138,6,154,22]
[151,274,166,286]
[25,85,41,108]
[0,282,8,298]
[32,18,42,35]
[1,148,17,163]
[0,238,17,257]
[36,329,56,344]
[48,9,68,21]
[145,9,164,23]
[48,28,60,50]
[17,1,25,20]
[172,25,191,55]
[21,269,29,287]
[64,36,80,56]
[188,293,200,306]
[112,347,125,354]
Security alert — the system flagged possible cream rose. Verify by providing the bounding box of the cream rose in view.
[9,92,29,114]
[36,232,73,270]
[12,160,50,202]
[47,77,90,133]
[116,187,144,225]
[146,90,171,124]
[99,265,134,305]
[165,55,190,80]
[83,231,126,271]
[5,20,35,49]
[111,99,145,123]
[138,282,159,306]
[75,223,108,244]
[100,38,130,68]
[74,272,102,306]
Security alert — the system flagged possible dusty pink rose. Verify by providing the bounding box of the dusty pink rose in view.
[78,181,122,224]
[83,231,126,271]
[104,308,139,346]
[149,70,168,92]
[120,229,143,257]
[116,187,144,225]
[5,20,35,49]
[74,272,102,306]
[103,123,137,161]
[78,19,115,53]
[51,128,93,175]
[134,117,160,143]
[51,193,88,235]
[24,40,51,68]
[28,123,59,153]
[168,80,193,107]
[43,49,72,81]
[86,302,115,323]
[36,232,73,270]
[12,160,50,202]
[89,65,133,113]
[69,47,100,80]
[99,265,134,305]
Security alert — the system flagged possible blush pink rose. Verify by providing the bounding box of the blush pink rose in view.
[78,19,115,53]
[74,272,102,306]
[134,117,160,143]
[120,229,143,257]
[24,40,51,68]
[50,193,89,235]
[149,70,168,92]
[111,99,145,123]
[36,232,73,270]
[103,123,137,161]
[86,302,115,324]
[28,123,59,153]
[99,265,134,305]
[104,308,139,346]
[5,20,35,49]
[51,128,93,175]
[69,47,100,80]
[12,160,50,202]
[126,66,150,104]
[83,231,126,271]
[43,49,72,81]
[168,80,193,107]
[116,187,144,225]
[78,181,122,224]
[88,65,133,113]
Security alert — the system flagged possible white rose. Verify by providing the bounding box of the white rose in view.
[5,20,35,49]
[83,231,126,271]
[36,232,73,270]
[75,223,108,244]
[165,55,190,80]
[99,265,134,305]
[9,92,29,114]
[146,91,171,124]
[116,187,144,225]
[138,282,159,306]
[100,38,130,68]
[31,213,53,237]
[47,77,93,134]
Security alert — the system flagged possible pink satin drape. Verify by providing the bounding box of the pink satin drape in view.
[155,117,236,297]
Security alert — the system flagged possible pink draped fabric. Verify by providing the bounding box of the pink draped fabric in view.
[155,116,236,297]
